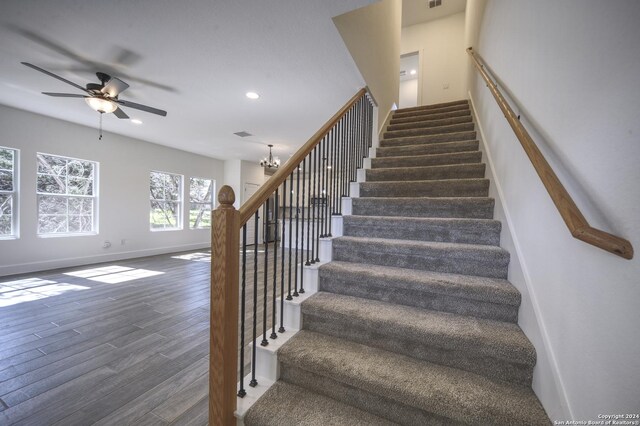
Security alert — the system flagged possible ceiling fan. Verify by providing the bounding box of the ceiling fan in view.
[21,62,167,119]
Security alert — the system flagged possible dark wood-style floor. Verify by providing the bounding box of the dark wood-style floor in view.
[0,246,303,425]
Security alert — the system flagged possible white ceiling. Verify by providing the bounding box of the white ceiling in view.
[0,0,375,162]
[402,0,467,28]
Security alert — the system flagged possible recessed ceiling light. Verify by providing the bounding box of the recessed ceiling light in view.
[246,92,260,99]
[131,119,143,125]
[410,69,417,75]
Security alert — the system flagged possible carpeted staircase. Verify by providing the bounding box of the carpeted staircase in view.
[244,100,550,425]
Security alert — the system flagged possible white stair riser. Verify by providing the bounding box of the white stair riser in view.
[331,215,343,237]
[319,238,332,262]
[349,181,360,198]
[357,168,366,182]
[342,197,353,215]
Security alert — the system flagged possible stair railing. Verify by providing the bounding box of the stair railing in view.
[209,88,375,424]
[467,47,633,260]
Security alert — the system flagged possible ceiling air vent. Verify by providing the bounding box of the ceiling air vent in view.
[234,131,253,137]
[429,0,442,8]
[400,70,407,76]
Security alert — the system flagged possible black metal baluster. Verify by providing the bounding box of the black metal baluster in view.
[314,140,321,263]
[327,128,334,236]
[279,181,286,333]
[287,173,294,299]
[238,225,247,397]
[249,211,259,387]
[261,200,269,347]
[305,152,312,266]
[299,157,306,294]
[369,98,374,148]
[345,112,350,196]
[271,189,278,339]
[310,147,317,264]
[319,137,326,238]
[331,122,342,214]
[355,99,361,172]
[341,116,347,198]
[293,164,300,297]
[322,132,331,238]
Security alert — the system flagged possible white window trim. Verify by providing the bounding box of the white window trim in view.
[150,170,184,232]
[189,177,215,230]
[36,152,99,238]
[0,146,19,240]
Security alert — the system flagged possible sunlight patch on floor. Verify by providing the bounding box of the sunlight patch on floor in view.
[0,278,89,307]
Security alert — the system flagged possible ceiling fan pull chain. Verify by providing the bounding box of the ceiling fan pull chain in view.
[99,112,103,140]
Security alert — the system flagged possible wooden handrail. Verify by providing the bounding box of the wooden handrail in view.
[238,88,367,226]
[467,47,633,259]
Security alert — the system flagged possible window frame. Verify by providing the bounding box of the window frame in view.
[36,152,98,238]
[149,170,184,231]
[188,177,215,230]
[0,146,19,240]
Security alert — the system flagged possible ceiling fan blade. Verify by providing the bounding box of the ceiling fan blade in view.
[113,107,129,119]
[101,77,129,98]
[21,62,89,93]
[42,92,87,98]
[116,99,167,117]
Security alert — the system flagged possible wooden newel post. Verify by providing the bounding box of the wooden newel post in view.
[209,185,240,425]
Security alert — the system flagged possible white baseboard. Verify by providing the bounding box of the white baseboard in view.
[0,242,211,277]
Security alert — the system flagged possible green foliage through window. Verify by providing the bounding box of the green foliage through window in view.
[36,153,97,235]
[150,171,183,230]
[189,177,213,229]
[0,146,16,238]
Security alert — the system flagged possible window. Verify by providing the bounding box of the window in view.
[150,171,183,230]
[0,146,18,238]
[189,177,214,229]
[37,153,97,236]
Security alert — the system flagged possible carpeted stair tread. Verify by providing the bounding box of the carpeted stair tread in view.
[319,261,520,307]
[243,381,394,426]
[375,140,479,158]
[366,163,486,182]
[371,151,482,169]
[302,292,535,385]
[278,331,550,425]
[395,99,468,113]
[318,261,519,322]
[343,215,499,245]
[393,103,470,119]
[384,122,475,140]
[387,115,472,132]
[379,130,477,147]
[333,236,509,279]
[359,178,489,198]
[390,108,470,125]
[351,196,495,219]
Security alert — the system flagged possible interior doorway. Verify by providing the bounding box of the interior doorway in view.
[399,51,420,108]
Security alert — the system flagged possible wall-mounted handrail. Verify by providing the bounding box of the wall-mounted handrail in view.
[467,47,632,259]
[239,88,367,226]
[210,87,374,425]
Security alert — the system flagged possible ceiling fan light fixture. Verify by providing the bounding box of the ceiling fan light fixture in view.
[85,97,117,114]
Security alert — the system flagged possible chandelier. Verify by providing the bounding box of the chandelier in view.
[260,144,280,169]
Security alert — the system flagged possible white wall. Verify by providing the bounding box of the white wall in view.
[0,105,223,276]
[469,0,640,420]
[402,12,467,105]
[333,0,402,131]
